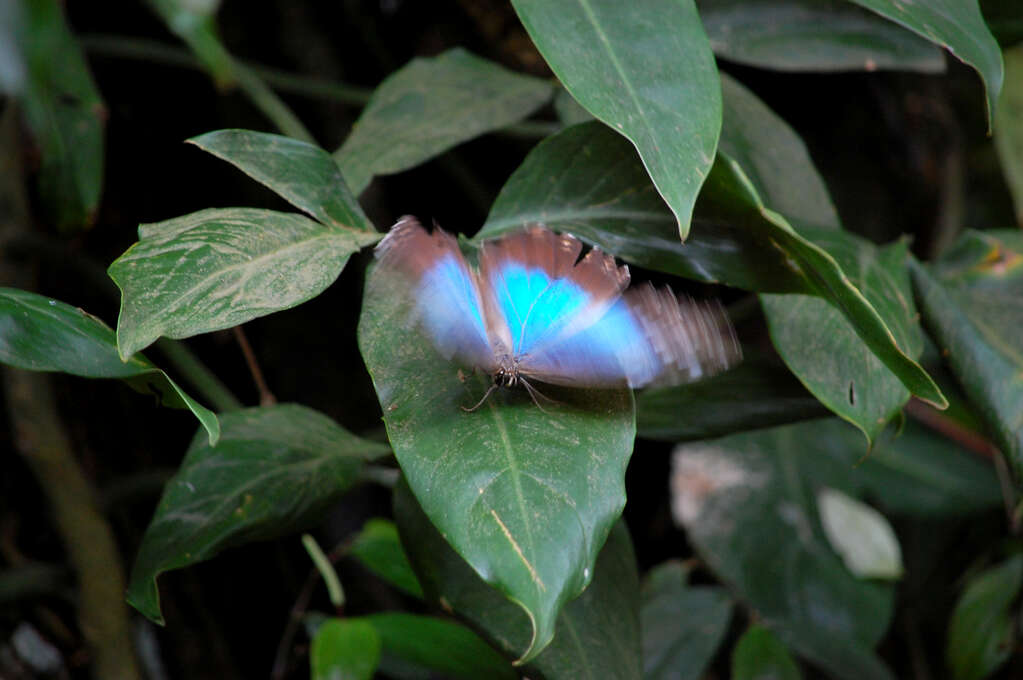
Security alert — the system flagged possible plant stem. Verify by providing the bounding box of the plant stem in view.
[153,338,243,412]
[231,326,276,406]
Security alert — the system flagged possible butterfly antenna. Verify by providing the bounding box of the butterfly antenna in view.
[520,378,560,413]
[461,382,500,412]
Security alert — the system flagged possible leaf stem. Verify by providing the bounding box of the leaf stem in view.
[231,326,275,407]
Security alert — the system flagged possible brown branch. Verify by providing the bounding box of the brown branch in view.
[232,326,276,406]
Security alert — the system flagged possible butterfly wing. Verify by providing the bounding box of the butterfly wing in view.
[520,284,741,388]
[374,217,499,372]
[478,226,630,359]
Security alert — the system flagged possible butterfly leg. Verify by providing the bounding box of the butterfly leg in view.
[520,378,560,414]
[461,381,501,412]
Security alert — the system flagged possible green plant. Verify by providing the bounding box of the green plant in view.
[2,1,1021,679]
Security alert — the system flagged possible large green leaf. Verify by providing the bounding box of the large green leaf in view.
[850,421,1002,518]
[335,48,552,195]
[0,287,219,444]
[394,481,642,677]
[817,487,904,580]
[994,44,1023,226]
[762,236,923,444]
[848,0,1003,127]
[18,0,104,231]
[698,0,944,73]
[349,519,424,599]
[359,263,635,663]
[126,404,389,624]
[109,207,380,359]
[311,619,381,680]
[363,613,516,680]
[671,421,895,680]
[187,129,375,232]
[718,72,840,229]
[478,122,946,410]
[510,0,720,240]
[636,350,829,442]
[731,625,803,680]
[946,554,1023,680]
[910,230,1023,477]
[641,562,733,680]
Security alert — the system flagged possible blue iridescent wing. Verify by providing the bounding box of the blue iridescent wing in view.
[478,226,629,359]
[520,284,741,388]
[374,217,500,372]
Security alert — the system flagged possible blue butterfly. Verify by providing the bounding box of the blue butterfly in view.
[375,217,740,408]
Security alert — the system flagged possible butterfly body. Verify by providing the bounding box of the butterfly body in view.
[374,217,740,404]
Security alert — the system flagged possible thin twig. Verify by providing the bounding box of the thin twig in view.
[270,538,353,680]
[232,326,276,406]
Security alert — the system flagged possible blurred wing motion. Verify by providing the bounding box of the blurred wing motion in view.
[375,217,741,390]
[374,216,499,372]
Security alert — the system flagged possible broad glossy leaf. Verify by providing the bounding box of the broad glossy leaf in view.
[188,129,374,232]
[946,554,1023,680]
[360,263,635,663]
[849,0,1003,127]
[718,72,840,229]
[910,230,1023,477]
[109,207,380,359]
[126,404,388,624]
[478,122,946,410]
[762,237,923,444]
[732,625,803,680]
[818,488,903,580]
[671,421,895,680]
[349,519,424,599]
[510,0,720,240]
[699,0,944,73]
[995,44,1023,226]
[642,562,732,680]
[395,481,642,677]
[311,619,381,680]
[0,287,218,444]
[851,420,1001,518]
[19,0,104,231]
[364,613,516,680]
[335,48,552,194]
[636,350,829,442]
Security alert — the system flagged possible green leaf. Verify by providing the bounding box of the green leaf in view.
[910,230,1023,477]
[364,613,516,680]
[349,519,424,599]
[671,421,895,680]
[817,488,903,580]
[109,207,380,359]
[187,129,375,232]
[636,350,829,442]
[478,122,946,411]
[762,236,924,444]
[394,480,642,677]
[946,554,1023,680]
[126,404,388,624]
[510,0,720,240]
[335,48,552,194]
[641,561,733,680]
[699,0,945,73]
[848,0,1004,128]
[18,0,104,231]
[851,420,1002,518]
[311,619,381,680]
[0,287,219,444]
[0,1,25,95]
[718,72,840,229]
[731,625,803,680]
[994,44,1023,226]
[359,263,635,663]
